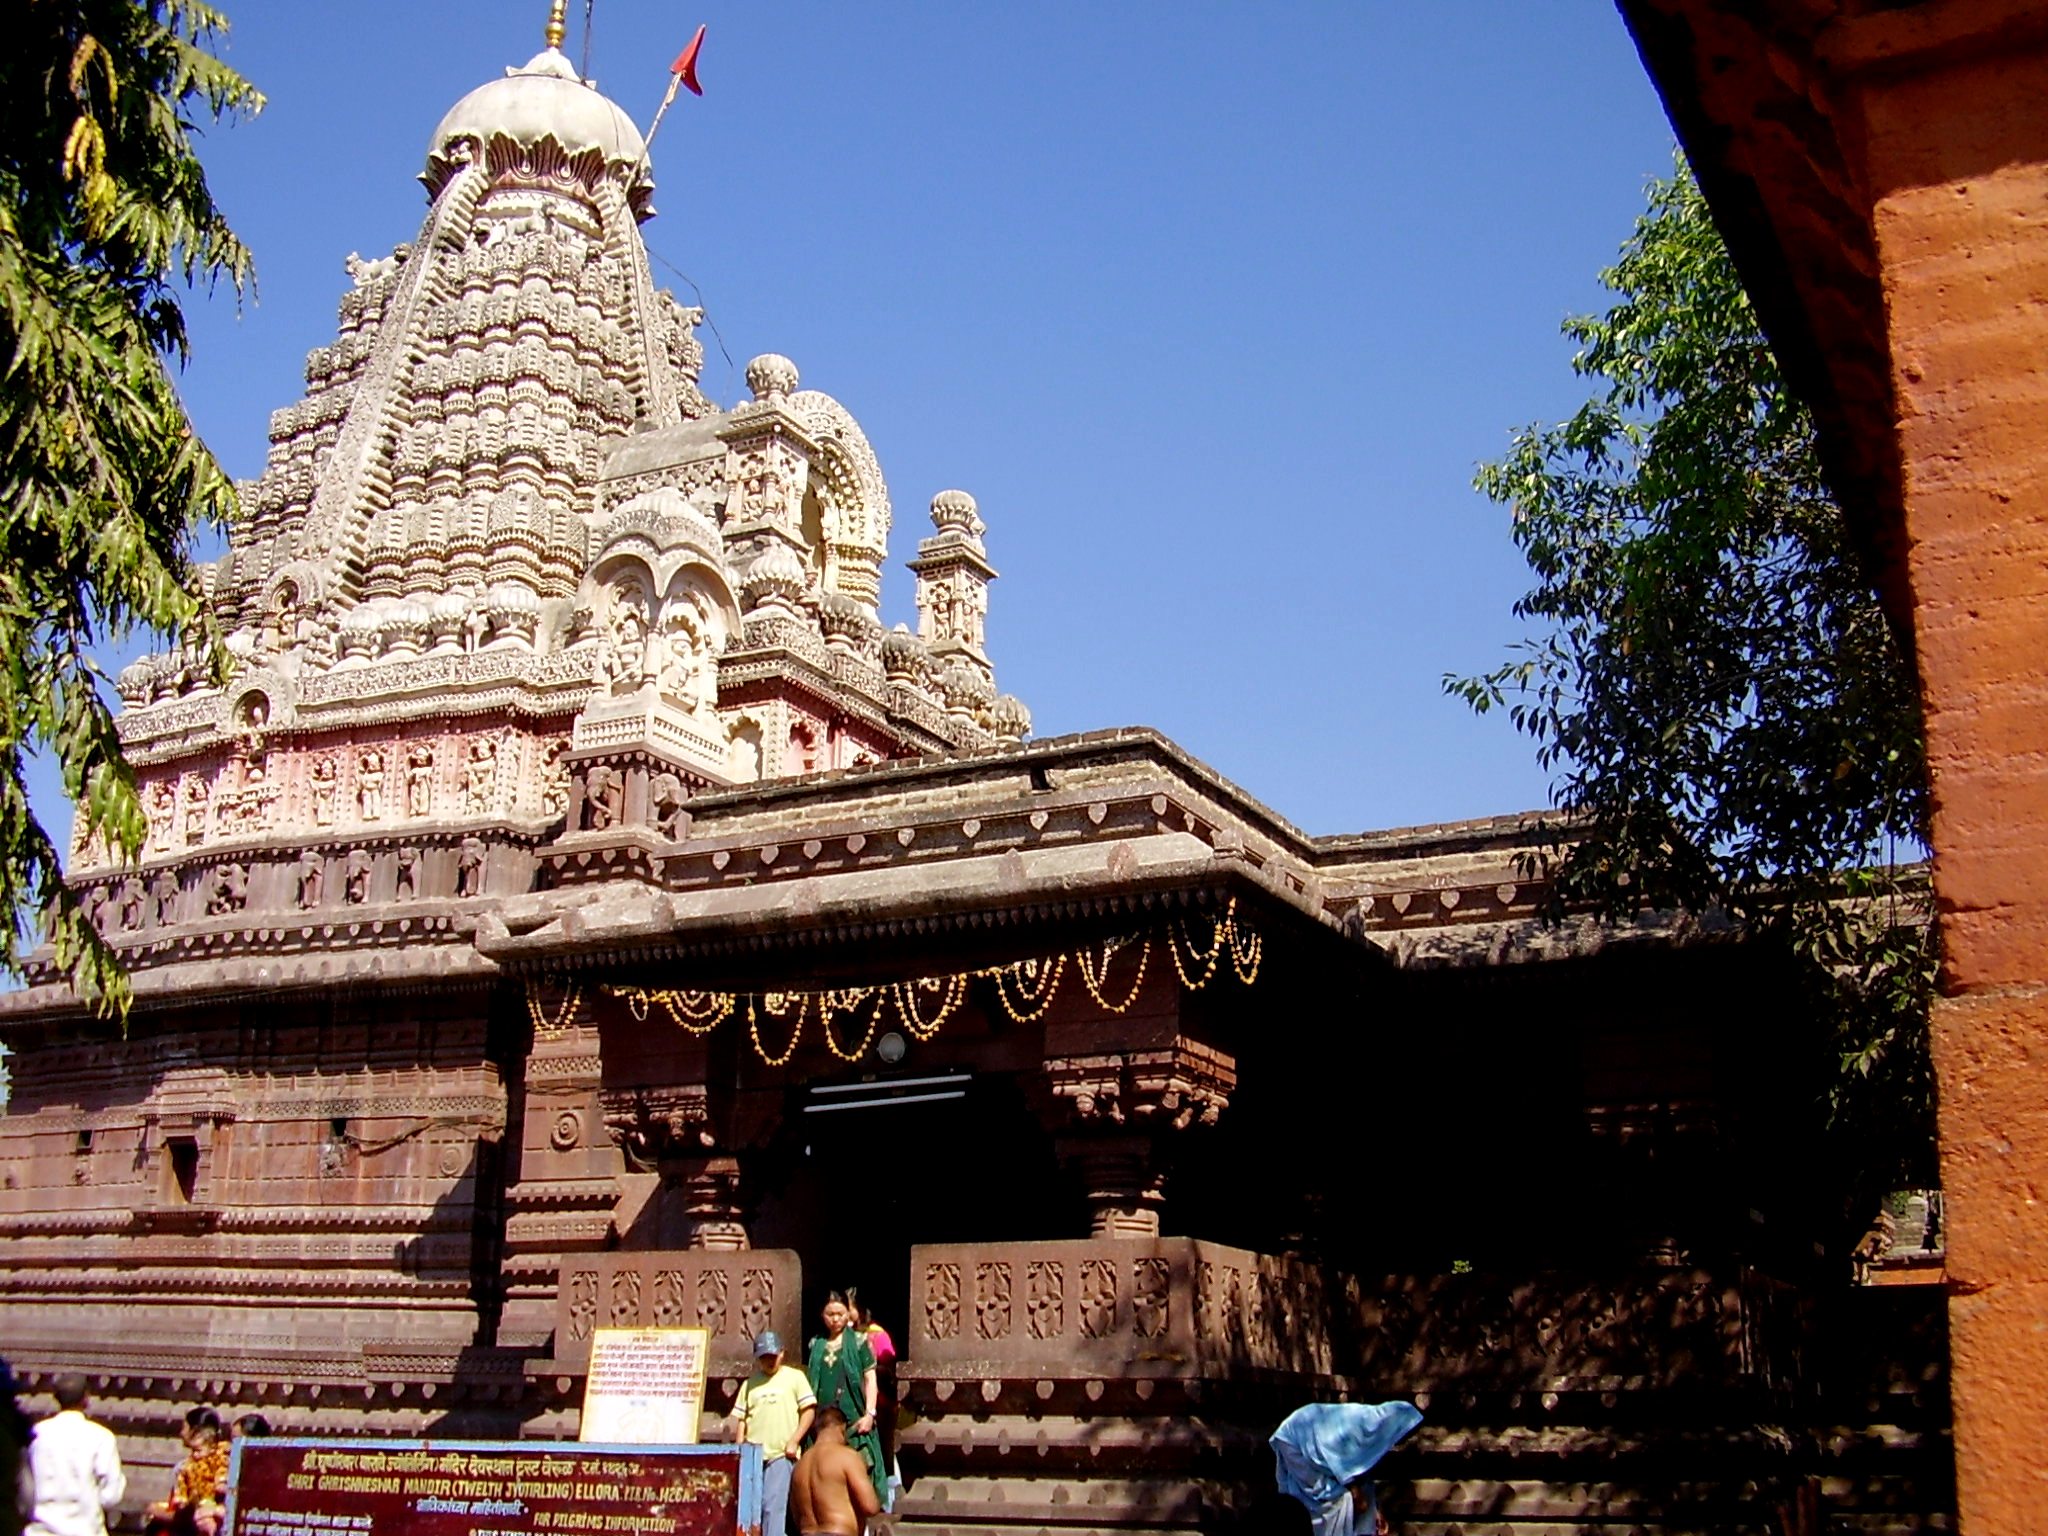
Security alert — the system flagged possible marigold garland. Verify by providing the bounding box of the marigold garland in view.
[748,992,803,1067]
[584,898,1260,1064]
[525,977,582,1038]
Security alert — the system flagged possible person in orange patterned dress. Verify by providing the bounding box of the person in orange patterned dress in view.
[145,1409,227,1536]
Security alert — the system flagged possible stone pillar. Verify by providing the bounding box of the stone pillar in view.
[676,1156,749,1251]
[598,1080,779,1251]
[1054,1135,1169,1239]
[1859,39,2048,1533]
[1618,12,2048,1524]
[1044,1043,1235,1239]
[500,980,622,1351]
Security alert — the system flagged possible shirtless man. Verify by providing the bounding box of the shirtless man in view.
[790,1407,881,1536]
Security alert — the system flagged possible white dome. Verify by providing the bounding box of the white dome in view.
[429,49,649,178]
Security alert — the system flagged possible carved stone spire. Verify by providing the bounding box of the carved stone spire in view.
[910,489,998,687]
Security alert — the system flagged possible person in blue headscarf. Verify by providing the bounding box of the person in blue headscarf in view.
[1271,1400,1423,1536]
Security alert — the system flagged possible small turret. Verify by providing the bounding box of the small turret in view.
[909,489,996,687]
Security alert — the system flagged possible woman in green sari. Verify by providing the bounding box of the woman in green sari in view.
[805,1292,885,1500]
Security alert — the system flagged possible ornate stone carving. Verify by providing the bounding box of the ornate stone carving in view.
[150,869,180,927]
[296,851,324,910]
[740,1268,774,1344]
[206,862,248,915]
[540,738,570,819]
[461,736,498,815]
[395,846,419,899]
[599,1084,711,1164]
[976,1261,1013,1340]
[566,1269,599,1342]
[405,742,435,816]
[344,848,372,904]
[147,780,177,851]
[610,1270,641,1326]
[649,771,687,838]
[652,1269,688,1327]
[1047,1043,1236,1132]
[1079,1258,1117,1338]
[582,764,622,830]
[926,1262,961,1340]
[310,757,338,826]
[1132,1257,1170,1338]
[182,775,210,844]
[696,1270,728,1336]
[357,748,386,821]
[1026,1259,1065,1340]
[457,836,485,896]
[115,877,146,933]
[745,352,799,401]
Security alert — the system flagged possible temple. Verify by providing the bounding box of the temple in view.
[0,19,1952,1534]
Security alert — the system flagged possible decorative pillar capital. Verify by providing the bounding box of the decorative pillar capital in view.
[1044,1041,1236,1131]
[1043,1041,1236,1238]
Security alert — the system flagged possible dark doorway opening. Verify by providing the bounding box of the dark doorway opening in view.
[751,1068,1073,1359]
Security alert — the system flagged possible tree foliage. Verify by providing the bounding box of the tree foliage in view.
[1,1,258,1010]
[1450,160,1936,1195]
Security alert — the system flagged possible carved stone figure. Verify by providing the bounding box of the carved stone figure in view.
[296,851,324,910]
[115,877,146,933]
[395,847,418,899]
[540,739,570,819]
[150,869,180,927]
[461,737,497,815]
[358,749,386,821]
[344,848,372,904]
[310,757,338,827]
[207,862,247,915]
[80,884,108,936]
[182,775,210,844]
[660,603,716,713]
[405,744,435,817]
[609,600,647,692]
[462,605,488,653]
[271,582,302,650]
[456,836,485,897]
[649,773,687,839]
[146,781,177,851]
[583,764,622,831]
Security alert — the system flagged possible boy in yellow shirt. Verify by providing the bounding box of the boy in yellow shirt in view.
[730,1332,814,1536]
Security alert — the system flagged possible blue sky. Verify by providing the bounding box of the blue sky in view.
[38,2,1682,846]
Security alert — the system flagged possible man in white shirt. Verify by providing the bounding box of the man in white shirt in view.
[27,1374,124,1536]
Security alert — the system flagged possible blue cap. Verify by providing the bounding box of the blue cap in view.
[752,1330,782,1357]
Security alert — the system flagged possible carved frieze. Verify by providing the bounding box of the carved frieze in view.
[597,1083,712,1166]
[1046,1042,1237,1132]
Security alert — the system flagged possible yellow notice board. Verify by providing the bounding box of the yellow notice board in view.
[578,1327,710,1445]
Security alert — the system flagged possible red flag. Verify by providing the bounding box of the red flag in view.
[671,24,706,95]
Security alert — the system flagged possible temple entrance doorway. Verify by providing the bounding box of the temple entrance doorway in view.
[750,1066,1071,1362]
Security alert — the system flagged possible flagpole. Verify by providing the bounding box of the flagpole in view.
[631,25,705,190]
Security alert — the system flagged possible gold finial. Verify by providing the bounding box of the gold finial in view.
[544,0,567,50]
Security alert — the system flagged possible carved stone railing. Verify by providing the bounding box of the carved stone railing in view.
[550,1250,800,1381]
[904,1238,1806,1394]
